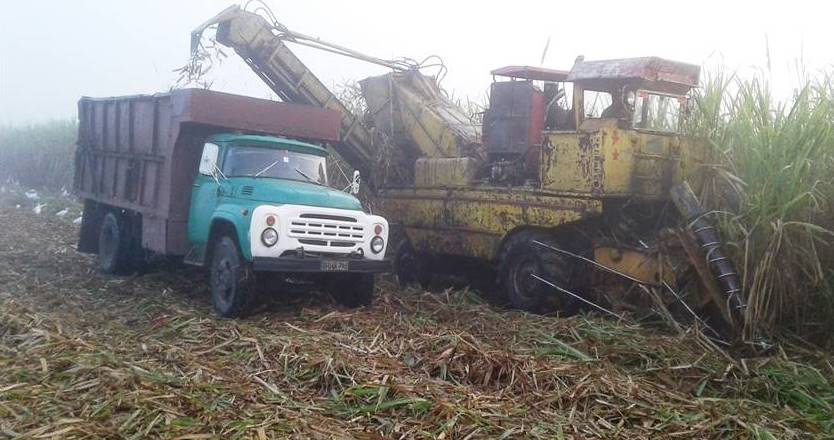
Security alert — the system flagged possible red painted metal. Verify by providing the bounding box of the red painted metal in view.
[528,88,545,146]
[491,65,571,82]
[170,89,341,142]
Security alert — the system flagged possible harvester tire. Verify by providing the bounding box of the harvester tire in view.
[498,230,585,314]
[209,235,255,318]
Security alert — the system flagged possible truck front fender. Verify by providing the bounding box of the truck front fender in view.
[209,204,253,261]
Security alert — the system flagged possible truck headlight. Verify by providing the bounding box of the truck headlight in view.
[261,228,279,247]
[370,236,384,254]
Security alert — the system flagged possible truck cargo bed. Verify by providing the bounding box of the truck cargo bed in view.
[74,88,341,255]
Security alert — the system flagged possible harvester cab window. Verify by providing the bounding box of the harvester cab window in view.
[543,82,574,130]
[583,90,613,119]
[632,91,683,133]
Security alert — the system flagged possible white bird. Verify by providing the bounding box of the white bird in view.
[33,203,46,215]
[15,204,21,209]
[61,187,70,197]
[25,189,39,200]
[56,208,69,217]
[73,216,83,225]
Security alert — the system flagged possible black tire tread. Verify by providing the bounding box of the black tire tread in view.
[210,235,255,318]
[98,211,134,275]
[496,228,589,314]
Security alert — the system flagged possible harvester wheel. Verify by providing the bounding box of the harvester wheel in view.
[98,211,133,274]
[498,231,586,314]
[209,235,255,318]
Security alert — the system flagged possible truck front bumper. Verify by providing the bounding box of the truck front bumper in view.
[252,257,391,274]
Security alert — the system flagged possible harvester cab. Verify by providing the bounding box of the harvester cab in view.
[483,57,701,189]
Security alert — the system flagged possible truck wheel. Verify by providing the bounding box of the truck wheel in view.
[391,231,430,289]
[98,212,132,274]
[497,231,585,314]
[210,236,254,318]
[335,273,374,308]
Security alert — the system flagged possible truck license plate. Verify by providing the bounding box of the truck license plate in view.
[321,260,350,272]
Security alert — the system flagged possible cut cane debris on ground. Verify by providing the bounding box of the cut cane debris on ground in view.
[1,196,832,439]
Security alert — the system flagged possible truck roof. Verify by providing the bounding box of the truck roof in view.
[208,133,329,157]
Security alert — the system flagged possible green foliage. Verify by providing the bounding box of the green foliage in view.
[0,120,77,190]
[688,69,834,342]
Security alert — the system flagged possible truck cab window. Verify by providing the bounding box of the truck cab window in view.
[198,143,219,175]
[222,145,327,185]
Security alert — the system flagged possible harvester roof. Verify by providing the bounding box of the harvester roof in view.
[567,56,700,95]
[490,57,699,95]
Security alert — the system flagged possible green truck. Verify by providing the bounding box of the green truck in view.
[74,89,390,316]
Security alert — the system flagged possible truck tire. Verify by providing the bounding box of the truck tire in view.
[497,230,586,314]
[334,273,374,308]
[98,212,132,274]
[210,236,254,318]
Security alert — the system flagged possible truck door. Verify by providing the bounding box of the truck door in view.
[187,142,222,245]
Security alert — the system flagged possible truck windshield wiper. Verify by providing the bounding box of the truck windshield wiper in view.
[254,159,281,178]
[295,168,322,186]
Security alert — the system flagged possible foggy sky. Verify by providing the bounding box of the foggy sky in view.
[0,0,831,126]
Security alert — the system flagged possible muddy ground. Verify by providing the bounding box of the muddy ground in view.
[1,196,832,439]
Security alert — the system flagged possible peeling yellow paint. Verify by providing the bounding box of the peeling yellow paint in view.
[378,120,708,261]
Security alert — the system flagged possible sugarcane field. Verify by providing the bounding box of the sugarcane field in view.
[1,1,834,439]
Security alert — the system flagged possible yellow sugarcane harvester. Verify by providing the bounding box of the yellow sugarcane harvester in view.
[192,4,746,337]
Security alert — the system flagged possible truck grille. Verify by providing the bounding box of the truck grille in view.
[289,213,363,248]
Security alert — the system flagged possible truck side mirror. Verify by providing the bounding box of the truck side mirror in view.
[350,170,361,195]
[199,143,219,176]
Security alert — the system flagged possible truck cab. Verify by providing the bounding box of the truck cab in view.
[186,134,389,316]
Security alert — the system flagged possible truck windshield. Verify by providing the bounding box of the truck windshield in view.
[222,146,327,185]
[632,91,684,133]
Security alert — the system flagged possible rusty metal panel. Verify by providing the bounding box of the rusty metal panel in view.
[483,81,544,155]
[414,157,478,188]
[378,187,601,259]
[171,89,341,143]
[75,88,342,255]
[567,57,699,95]
[542,129,605,196]
[542,121,699,201]
[360,71,481,161]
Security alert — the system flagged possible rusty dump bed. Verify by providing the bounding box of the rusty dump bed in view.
[74,88,340,255]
